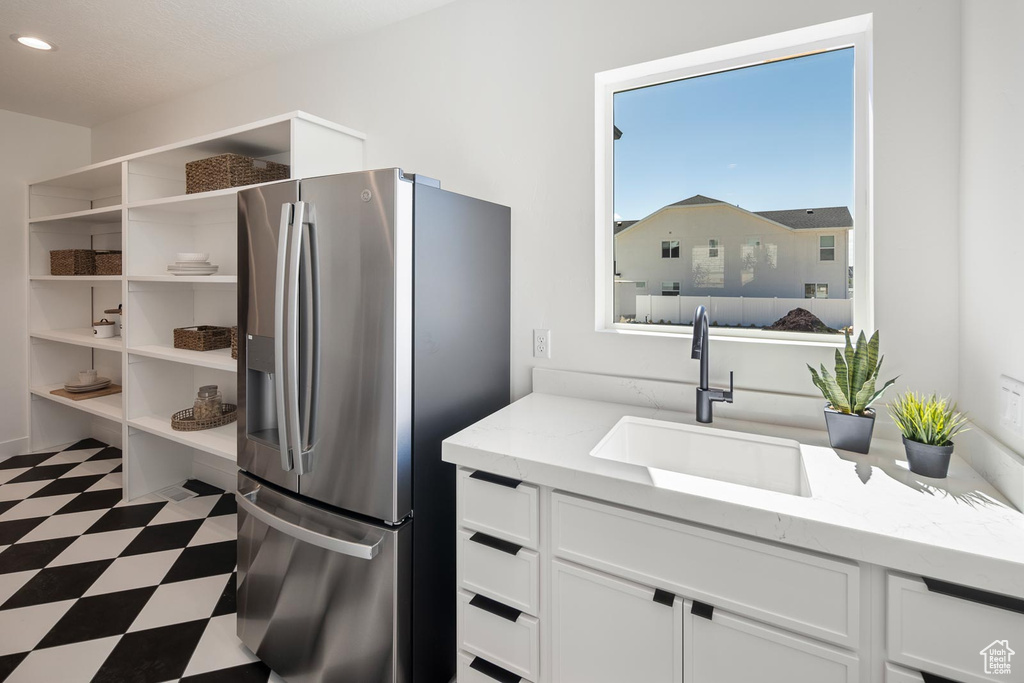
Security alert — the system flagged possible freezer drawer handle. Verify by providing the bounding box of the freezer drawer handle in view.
[236,489,384,560]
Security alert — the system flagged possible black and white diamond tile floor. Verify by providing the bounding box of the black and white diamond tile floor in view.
[0,439,282,683]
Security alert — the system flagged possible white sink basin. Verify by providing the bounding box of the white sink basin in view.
[590,416,811,497]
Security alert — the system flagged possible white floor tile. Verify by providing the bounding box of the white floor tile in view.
[43,449,101,466]
[0,468,30,486]
[48,528,140,567]
[85,472,122,492]
[0,481,51,504]
[0,494,78,521]
[0,600,75,655]
[128,573,231,632]
[0,569,40,606]
[18,509,107,543]
[60,459,121,478]
[6,635,120,683]
[115,493,166,508]
[84,549,181,597]
[181,614,259,677]
[188,514,236,547]
[148,495,219,526]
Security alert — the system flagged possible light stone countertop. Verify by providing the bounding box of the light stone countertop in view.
[442,391,1024,598]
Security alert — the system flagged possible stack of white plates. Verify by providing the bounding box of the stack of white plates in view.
[167,260,219,276]
[64,377,112,393]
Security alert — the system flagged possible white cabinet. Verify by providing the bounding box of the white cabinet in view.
[683,601,859,683]
[458,468,539,549]
[458,589,540,681]
[551,560,682,683]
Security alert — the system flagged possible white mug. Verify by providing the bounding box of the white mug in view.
[93,319,115,338]
[79,369,98,384]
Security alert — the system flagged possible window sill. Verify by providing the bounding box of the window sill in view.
[601,322,845,348]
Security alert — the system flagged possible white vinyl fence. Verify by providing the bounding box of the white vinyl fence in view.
[633,295,852,329]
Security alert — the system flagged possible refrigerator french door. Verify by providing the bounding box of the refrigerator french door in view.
[236,169,511,683]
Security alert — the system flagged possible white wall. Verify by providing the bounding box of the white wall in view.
[959,0,1024,453]
[89,0,962,419]
[0,109,91,455]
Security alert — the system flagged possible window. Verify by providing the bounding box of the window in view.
[819,235,836,262]
[597,15,870,338]
[635,281,647,289]
[804,283,829,299]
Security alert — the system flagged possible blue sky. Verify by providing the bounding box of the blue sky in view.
[613,47,854,221]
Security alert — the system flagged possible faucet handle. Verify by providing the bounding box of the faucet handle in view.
[725,371,734,402]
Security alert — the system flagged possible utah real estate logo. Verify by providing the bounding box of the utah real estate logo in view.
[980,640,1015,676]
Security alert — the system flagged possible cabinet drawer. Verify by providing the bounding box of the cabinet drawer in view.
[683,601,859,683]
[458,528,540,615]
[458,469,539,549]
[884,663,927,683]
[458,651,533,683]
[888,573,1024,683]
[551,492,860,647]
[458,589,539,680]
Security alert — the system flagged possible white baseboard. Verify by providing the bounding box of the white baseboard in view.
[0,437,29,460]
[192,451,237,493]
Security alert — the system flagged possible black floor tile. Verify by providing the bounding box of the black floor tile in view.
[183,479,224,497]
[0,537,75,574]
[208,493,236,517]
[121,519,203,557]
[28,474,107,499]
[163,540,236,584]
[0,517,46,546]
[0,501,16,517]
[6,463,77,484]
[86,446,122,461]
[0,453,55,470]
[1,558,113,609]
[86,502,165,534]
[111,464,122,473]
[54,488,124,515]
[181,661,272,683]
[0,652,28,681]
[211,571,236,617]
[93,619,208,683]
[65,438,107,451]
[36,585,156,648]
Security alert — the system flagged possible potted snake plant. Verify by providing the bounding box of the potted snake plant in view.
[888,392,969,478]
[807,330,897,454]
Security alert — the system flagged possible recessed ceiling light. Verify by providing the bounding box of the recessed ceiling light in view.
[10,34,56,51]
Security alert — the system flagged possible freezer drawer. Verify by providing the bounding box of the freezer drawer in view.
[236,472,411,683]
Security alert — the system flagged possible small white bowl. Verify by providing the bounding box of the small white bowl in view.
[176,252,210,262]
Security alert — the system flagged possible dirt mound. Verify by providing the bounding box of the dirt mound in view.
[764,307,838,334]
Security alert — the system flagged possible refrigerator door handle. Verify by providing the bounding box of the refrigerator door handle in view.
[274,203,294,472]
[299,201,320,471]
[236,488,384,560]
[286,201,305,475]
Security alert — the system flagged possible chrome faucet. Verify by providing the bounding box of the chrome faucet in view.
[691,305,734,423]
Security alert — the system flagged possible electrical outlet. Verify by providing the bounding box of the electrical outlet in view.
[533,329,551,358]
[999,375,1024,436]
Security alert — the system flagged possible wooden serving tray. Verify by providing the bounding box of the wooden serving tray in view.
[50,384,123,401]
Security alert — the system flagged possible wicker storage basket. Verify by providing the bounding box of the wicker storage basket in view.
[94,251,122,276]
[171,404,237,431]
[185,153,290,194]
[173,325,232,352]
[50,249,96,276]
[230,326,238,360]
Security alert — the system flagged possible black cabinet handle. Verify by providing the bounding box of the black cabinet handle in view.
[923,577,1024,615]
[470,531,522,556]
[691,601,715,620]
[470,470,523,488]
[653,588,675,607]
[470,656,522,683]
[921,671,963,683]
[470,593,522,623]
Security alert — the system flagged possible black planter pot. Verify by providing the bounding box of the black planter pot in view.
[823,406,875,454]
[903,436,954,478]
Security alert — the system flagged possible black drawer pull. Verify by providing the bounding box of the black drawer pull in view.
[470,470,522,488]
[691,601,714,620]
[924,577,1024,615]
[470,656,522,683]
[921,671,962,683]
[470,593,522,622]
[652,588,675,606]
[470,531,522,556]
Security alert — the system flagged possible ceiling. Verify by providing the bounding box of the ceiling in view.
[0,0,458,127]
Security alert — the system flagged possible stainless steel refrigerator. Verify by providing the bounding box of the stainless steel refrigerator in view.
[235,169,510,682]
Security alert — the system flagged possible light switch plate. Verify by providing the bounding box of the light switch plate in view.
[999,375,1024,436]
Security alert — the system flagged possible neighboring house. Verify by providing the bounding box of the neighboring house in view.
[614,195,852,319]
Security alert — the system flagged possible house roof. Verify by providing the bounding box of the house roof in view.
[615,195,853,234]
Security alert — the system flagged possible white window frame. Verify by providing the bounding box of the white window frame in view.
[661,281,681,296]
[708,238,720,259]
[804,283,829,299]
[818,234,836,262]
[595,14,873,344]
[661,240,680,258]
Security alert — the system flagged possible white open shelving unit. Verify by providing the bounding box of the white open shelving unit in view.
[26,111,365,499]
